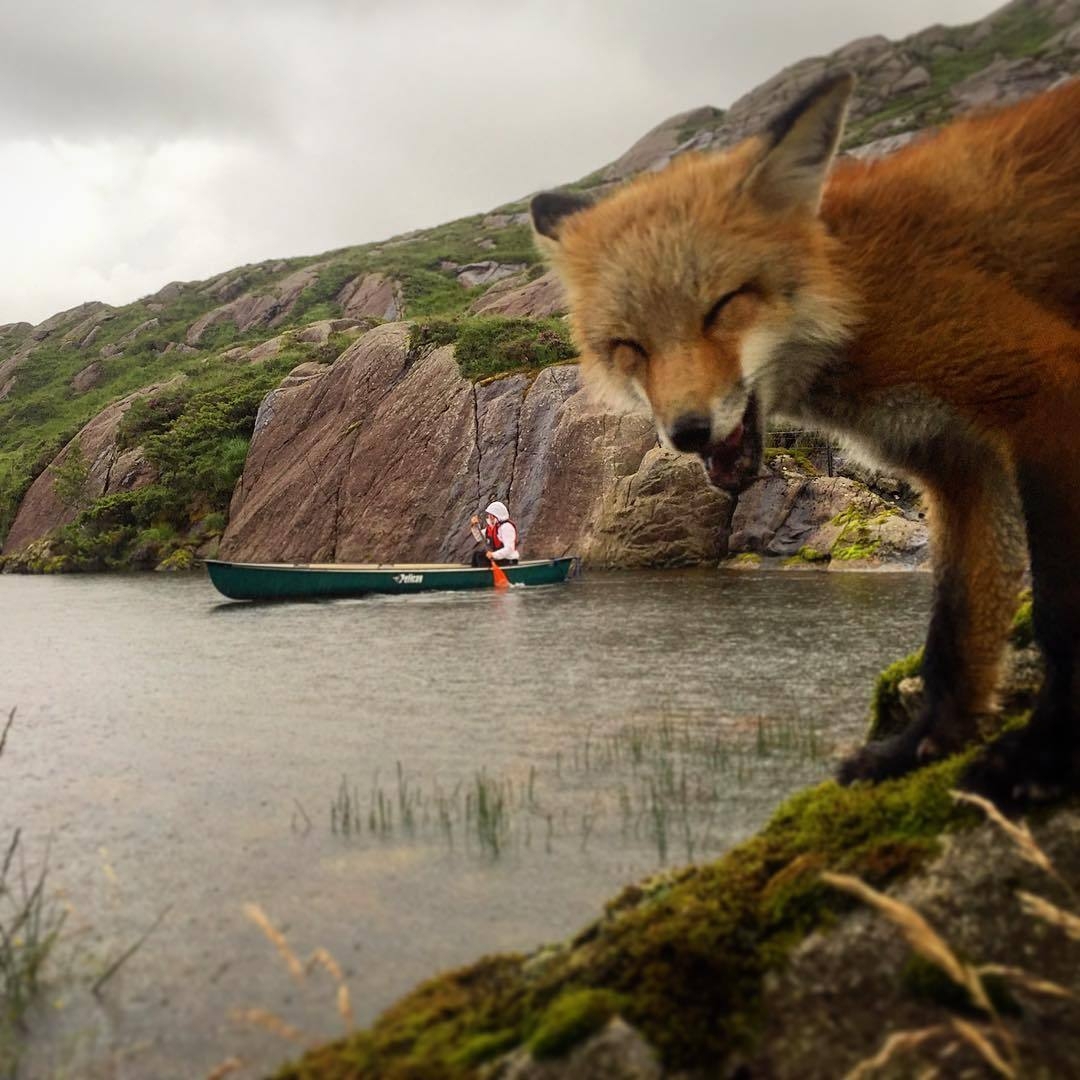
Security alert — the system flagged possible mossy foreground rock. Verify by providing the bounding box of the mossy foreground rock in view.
[282,753,1056,1079]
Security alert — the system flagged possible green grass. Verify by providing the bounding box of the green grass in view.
[409,316,577,381]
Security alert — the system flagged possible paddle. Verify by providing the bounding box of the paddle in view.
[490,558,510,590]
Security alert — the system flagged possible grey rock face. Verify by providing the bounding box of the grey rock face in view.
[469,270,567,318]
[336,272,403,320]
[185,265,323,345]
[219,327,717,569]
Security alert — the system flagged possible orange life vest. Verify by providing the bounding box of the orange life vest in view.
[485,518,518,552]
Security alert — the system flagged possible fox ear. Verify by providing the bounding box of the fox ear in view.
[745,71,854,213]
[530,191,592,244]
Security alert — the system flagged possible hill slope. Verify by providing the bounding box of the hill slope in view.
[1,0,1077,571]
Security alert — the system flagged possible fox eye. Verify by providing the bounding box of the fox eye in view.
[609,338,648,361]
[704,284,756,330]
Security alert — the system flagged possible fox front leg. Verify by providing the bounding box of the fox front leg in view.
[839,455,1025,784]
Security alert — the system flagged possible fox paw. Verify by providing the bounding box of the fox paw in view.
[962,729,1079,811]
[837,730,924,785]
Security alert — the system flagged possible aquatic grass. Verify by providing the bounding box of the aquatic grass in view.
[0,709,66,1074]
[324,714,828,866]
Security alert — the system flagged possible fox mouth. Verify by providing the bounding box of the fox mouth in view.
[699,393,763,493]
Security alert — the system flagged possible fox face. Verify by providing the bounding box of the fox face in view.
[532,74,858,492]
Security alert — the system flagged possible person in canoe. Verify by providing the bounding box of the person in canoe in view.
[469,501,519,567]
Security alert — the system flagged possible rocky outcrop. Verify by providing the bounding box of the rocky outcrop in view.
[283,721,1077,1079]
[1,303,114,401]
[456,262,528,289]
[185,265,323,345]
[1,383,165,555]
[728,462,929,566]
[219,324,728,567]
[595,0,1080,174]
[587,448,734,568]
[603,105,723,182]
[469,270,567,318]
[336,272,404,320]
[71,361,106,394]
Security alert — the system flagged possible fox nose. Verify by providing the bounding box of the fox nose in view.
[669,414,712,453]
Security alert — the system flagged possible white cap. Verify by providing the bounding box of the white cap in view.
[484,500,509,521]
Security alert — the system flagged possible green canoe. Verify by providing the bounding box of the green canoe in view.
[204,557,579,601]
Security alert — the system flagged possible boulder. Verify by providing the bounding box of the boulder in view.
[603,105,721,181]
[469,270,567,318]
[71,361,105,394]
[293,318,369,344]
[185,265,323,345]
[586,448,734,568]
[336,272,403,320]
[950,56,1068,110]
[456,262,528,289]
[728,463,928,566]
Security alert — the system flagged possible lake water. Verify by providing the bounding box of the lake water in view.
[0,568,931,1078]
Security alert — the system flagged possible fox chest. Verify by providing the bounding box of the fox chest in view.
[783,379,980,483]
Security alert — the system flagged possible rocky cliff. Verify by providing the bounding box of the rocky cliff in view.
[2,0,1077,574]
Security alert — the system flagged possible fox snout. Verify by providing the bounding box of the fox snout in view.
[667,413,714,453]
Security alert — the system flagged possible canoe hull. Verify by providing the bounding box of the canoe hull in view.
[203,557,578,601]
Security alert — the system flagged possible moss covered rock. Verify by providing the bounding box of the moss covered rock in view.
[279,756,980,1079]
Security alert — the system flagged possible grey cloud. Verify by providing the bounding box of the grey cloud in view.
[0,0,1001,323]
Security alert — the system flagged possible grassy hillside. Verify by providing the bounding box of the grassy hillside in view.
[1,0,1072,569]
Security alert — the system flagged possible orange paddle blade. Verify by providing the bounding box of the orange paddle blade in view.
[491,561,510,589]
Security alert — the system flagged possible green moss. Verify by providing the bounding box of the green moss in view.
[527,989,628,1059]
[764,445,819,475]
[447,1028,520,1068]
[731,552,762,566]
[1009,592,1034,649]
[867,648,923,741]
[829,504,898,562]
[784,546,830,567]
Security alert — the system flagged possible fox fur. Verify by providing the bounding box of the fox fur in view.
[532,74,1080,798]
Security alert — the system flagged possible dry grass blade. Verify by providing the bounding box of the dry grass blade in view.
[843,1024,949,1080]
[308,945,344,983]
[977,963,1075,1000]
[951,791,1062,885]
[308,945,355,1027]
[205,1057,244,1079]
[231,1007,307,1043]
[336,983,355,1028]
[822,872,993,1014]
[243,902,304,980]
[949,1018,1015,1078]
[1018,891,1080,941]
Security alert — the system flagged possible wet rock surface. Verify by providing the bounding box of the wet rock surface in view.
[220,326,676,566]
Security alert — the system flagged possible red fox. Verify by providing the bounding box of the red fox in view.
[532,74,1080,800]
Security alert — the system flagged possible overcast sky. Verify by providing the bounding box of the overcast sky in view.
[1,0,999,325]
